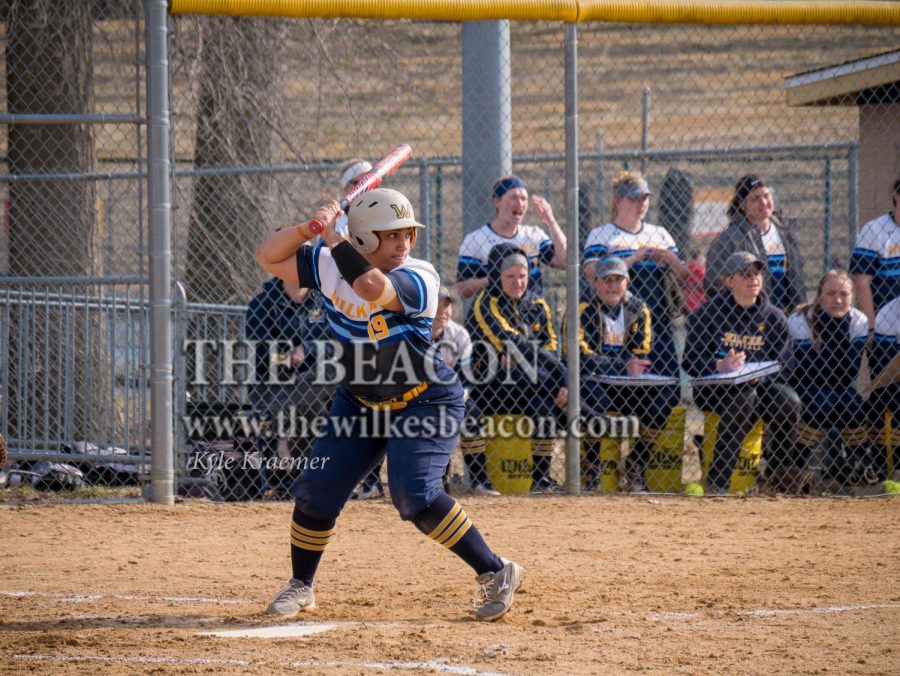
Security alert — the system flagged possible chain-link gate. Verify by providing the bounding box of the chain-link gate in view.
[0,1,150,496]
[2,2,899,499]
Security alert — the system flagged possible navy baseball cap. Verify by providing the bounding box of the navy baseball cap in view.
[722,251,764,277]
[614,176,652,200]
[594,256,629,279]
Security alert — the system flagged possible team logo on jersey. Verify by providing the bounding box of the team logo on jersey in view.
[329,289,378,319]
[390,203,412,219]
[758,323,766,332]
[723,331,764,350]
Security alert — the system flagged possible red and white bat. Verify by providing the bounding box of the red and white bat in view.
[308,143,413,235]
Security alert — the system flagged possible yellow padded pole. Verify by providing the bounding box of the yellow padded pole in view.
[578,1,900,26]
[170,0,900,27]
[169,0,578,22]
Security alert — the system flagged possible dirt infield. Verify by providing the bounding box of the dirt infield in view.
[1,495,897,674]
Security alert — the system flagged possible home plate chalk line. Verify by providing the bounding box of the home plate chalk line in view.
[0,589,253,605]
[647,603,900,622]
[5,589,898,627]
[11,653,508,675]
[199,622,338,638]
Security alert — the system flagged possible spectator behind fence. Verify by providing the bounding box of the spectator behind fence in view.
[431,286,499,496]
[683,251,803,494]
[583,171,689,381]
[850,176,900,328]
[865,294,900,485]
[244,276,334,498]
[705,174,805,314]
[564,256,676,491]
[457,175,566,298]
[786,270,871,486]
[466,243,567,492]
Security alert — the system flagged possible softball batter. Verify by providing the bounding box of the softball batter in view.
[254,188,523,621]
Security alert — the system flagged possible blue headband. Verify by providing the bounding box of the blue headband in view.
[492,176,527,200]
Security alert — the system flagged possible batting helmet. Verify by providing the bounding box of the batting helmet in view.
[347,188,423,254]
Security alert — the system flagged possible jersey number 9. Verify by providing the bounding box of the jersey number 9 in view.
[367,314,390,341]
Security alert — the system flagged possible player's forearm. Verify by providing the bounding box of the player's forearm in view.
[457,276,488,298]
[255,224,309,268]
[547,221,568,268]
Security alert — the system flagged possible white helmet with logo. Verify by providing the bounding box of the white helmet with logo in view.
[347,188,423,254]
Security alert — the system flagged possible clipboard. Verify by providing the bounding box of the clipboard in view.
[690,360,781,386]
[586,373,679,387]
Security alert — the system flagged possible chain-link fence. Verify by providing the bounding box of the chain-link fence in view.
[1,4,899,499]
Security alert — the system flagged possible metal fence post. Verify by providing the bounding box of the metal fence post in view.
[462,21,511,234]
[823,157,833,270]
[419,162,432,261]
[848,143,859,258]
[564,22,581,494]
[641,87,651,177]
[146,0,175,505]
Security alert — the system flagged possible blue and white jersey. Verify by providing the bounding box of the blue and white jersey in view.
[760,223,787,280]
[457,223,555,294]
[296,243,456,400]
[787,306,868,344]
[788,307,866,392]
[873,296,900,376]
[850,212,900,313]
[583,221,680,318]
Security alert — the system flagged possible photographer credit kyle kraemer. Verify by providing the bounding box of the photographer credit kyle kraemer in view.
[186,450,331,474]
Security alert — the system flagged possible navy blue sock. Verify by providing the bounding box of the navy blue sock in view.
[289,504,336,586]
[411,492,503,576]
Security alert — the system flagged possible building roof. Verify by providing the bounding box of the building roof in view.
[786,49,900,106]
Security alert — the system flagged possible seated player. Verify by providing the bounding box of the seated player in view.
[786,270,871,486]
[466,243,568,492]
[566,256,678,491]
[683,251,802,493]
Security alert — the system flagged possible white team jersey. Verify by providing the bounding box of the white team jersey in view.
[435,319,473,370]
[583,221,677,261]
[760,223,785,257]
[875,296,900,340]
[298,243,439,344]
[458,223,551,267]
[854,213,900,263]
[788,307,868,342]
[457,222,554,292]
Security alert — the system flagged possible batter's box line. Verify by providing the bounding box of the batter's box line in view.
[0,589,254,605]
[647,603,900,622]
[12,653,509,675]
